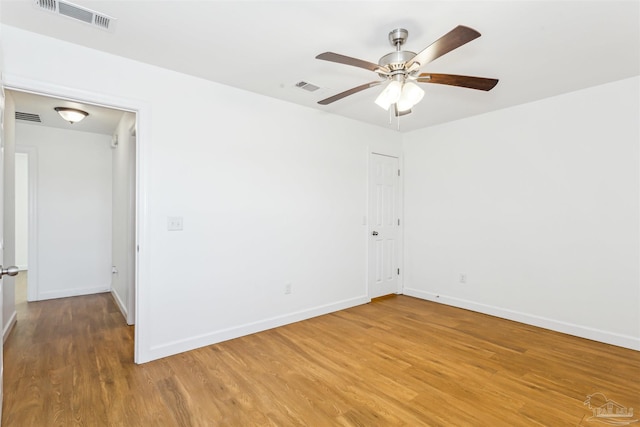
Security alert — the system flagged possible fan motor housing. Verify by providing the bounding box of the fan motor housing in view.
[378,50,416,76]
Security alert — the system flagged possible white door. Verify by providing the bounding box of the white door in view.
[368,153,400,298]
[0,82,19,423]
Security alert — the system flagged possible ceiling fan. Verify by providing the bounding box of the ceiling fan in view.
[316,26,498,116]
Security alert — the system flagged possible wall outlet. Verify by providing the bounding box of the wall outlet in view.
[284,283,292,295]
[459,273,467,284]
[167,216,183,231]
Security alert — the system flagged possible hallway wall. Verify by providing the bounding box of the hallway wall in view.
[16,123,113,300]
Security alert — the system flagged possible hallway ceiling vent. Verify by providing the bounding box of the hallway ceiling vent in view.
[33,0,117,33]
[15,112,42,123]
[295,81,320,92]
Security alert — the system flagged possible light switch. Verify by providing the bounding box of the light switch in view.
[167,216,183,231]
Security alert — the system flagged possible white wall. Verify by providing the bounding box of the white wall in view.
[111,112,136,324]
[14,152,28,270]
[2,26,402,362]
[15,123,113,300]
[403,77,640,350]
[2,25,637,361]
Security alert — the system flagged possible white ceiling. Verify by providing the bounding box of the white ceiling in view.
[1,0,639,133]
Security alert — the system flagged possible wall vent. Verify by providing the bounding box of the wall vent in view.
[295,81,320,92]
[15,112,42,123]
[33,0,117,33]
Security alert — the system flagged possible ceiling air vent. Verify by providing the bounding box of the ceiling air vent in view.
[295,81,320,92]
[15,112,42,123]
[33,0,117,33]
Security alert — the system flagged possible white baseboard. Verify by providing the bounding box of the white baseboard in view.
[3,310,17,343]
[37,285,111,301]
[111,288,130,324]
[402,288,640,352]
[142,295,370,363]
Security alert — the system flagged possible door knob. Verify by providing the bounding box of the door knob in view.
[372,231,379,236]
[0,266,19,278]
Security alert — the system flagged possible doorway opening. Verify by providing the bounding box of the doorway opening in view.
[7,89,137,326]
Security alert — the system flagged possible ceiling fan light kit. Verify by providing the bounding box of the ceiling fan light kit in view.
[315,25,498,124]
[375,80,424,115]
[396,82,425,112]
[374,80,402,110]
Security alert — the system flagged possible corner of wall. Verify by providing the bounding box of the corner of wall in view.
[111,287,129,322]
[2,310,16,344]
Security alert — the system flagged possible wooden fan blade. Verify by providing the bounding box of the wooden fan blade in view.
[316,52,389,73]
[318,81,384,105]
[417,73,499,91]
[406,25,481,70]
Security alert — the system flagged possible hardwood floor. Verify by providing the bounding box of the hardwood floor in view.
[3,285,639,426]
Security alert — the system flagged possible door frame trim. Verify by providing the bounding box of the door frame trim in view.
[3,74,150,364]
[15,146,38,302]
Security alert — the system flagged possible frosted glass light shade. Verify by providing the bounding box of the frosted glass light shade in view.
[54,107,89,124]
[396,82,425,112]
[374,80,402,110]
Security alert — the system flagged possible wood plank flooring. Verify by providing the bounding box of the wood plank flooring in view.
[3,284,639,426]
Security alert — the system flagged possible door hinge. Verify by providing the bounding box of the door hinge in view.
[398,169,401,176]
[397,268,400,275]
[397,218,400,226]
